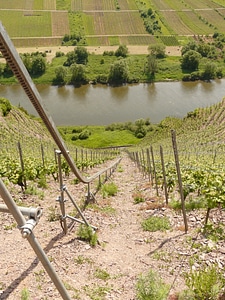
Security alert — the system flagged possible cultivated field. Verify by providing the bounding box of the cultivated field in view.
[0,0,225,47]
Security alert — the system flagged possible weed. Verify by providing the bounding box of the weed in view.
[133,191,145,204]
[202,222,225,242]
[88,203,116,215]
[182,263,225,300]
[141,216,171,232]
[72,178,80,185]
[117,165,123,172]
[94,268,110,281]
[101,182,118,198]
[136,269,170,300]
[37,175,47,189]
[0,281,6,290]
[47,206,60,222]
[74,255,93,265]
[24,185,38,195]
[21,288,30,300]
[4,222,17,230]
[62,282,81,299]
[83,283,111,300]
[169,197,206,211]
[24,185,44,199]
[153,250,172,263]
[77,224,98,247]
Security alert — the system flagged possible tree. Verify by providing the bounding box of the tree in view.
[70,63,86,84]
[30,55,46,75]
[74,46,88,64]
[63,51,77,67]
[147,55,158,76]
[202,62,216,81]
[181,50,201,71]
[108,59,129,84]
[148,44,166,58]
[54,66,67,85]
[64,47,89,66]
[115,45,129,58]
[21,54,32,73]
[181,41,198,55]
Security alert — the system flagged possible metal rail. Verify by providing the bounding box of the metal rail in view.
[0,22,120,183]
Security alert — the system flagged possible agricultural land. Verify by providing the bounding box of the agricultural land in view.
[2,1,225,299]
[0,0,225,48]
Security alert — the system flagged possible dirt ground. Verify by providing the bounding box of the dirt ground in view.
[14,45,182,62]
[1,152,225,299]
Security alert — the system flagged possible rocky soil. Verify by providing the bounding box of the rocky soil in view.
[0,152,225,300]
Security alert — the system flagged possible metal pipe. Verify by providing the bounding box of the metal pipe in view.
[0,204,42,221]
[0,179,71,299]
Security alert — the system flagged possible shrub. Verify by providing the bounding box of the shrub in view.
[0,97,12,116]
[141,216,171,232]
[136,269,170,300]
[77,224,98,246]
[182,263,225,300]
[79,130,90,140]
[101,182,118,198]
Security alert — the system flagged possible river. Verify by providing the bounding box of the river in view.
[0,80,224,126]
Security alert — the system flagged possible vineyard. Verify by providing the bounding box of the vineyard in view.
[2,93,225,299]
[1,6,225,299]
[0,0,225,47]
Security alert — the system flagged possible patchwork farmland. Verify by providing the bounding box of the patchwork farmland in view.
[0,0,224,47]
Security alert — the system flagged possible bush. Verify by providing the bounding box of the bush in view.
[182,263,225,300]
[141,216,171,232]
[136,269,170,300]
[0,97,12,116]
[101,182,118,198]
[79,130,90,140]
[77,225,98,246]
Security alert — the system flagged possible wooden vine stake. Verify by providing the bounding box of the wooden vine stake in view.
[160,145,169,205]
[171,130,188,233]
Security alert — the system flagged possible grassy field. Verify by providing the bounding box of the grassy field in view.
[0,0,225,47]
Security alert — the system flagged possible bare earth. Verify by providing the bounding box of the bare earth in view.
[1,152,225,299]
[14,45,182,62]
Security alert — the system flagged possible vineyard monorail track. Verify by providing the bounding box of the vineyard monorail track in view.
[0,22,121,184]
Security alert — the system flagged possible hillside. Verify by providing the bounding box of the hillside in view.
[1,99,225,299]
[0,0,225,47]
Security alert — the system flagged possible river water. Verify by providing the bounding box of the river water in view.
[0,80,225,126]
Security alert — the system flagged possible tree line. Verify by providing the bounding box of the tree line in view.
[0,32,225,85]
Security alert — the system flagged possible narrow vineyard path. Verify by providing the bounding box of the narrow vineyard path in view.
[0,152,205,299]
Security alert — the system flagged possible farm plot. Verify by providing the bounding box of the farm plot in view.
[198,9,225,32]
[0,10,52,37]
[216,8,225,18]
[183,0,223,9]
[86,36,110,46]
[79,0,115,11]
[115,0,133,10]
[179,10,213,35]
[51,11,69,36]
[0,0,46,10]
[213,0,225,7]
[71,0,83,11]
[150,0,172,10]
[0,0,26,9]
[151,0,190,11]
[158,11,194,35]
[84,11,146,35]
[120,35,157,45]
[43,0,56,10]
[104,12,146,35]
